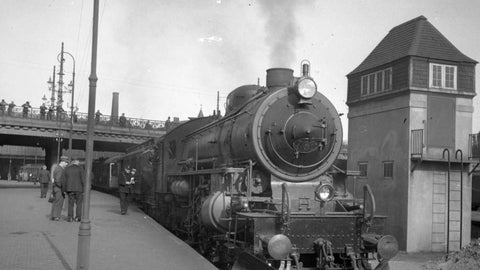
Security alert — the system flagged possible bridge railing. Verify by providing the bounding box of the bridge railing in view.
[0,106,166,131]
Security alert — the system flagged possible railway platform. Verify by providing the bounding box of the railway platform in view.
[0,180,446,270]
[0,180,217,270]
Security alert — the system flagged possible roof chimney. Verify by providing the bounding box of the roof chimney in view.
[110,92,119,123]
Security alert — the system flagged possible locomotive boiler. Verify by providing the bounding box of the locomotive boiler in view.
[108,61,398,270]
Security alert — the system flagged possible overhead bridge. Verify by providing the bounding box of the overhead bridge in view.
[0,106,166,167]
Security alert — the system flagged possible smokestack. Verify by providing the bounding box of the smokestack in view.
[110,92,119,123]
[266,68,293,88]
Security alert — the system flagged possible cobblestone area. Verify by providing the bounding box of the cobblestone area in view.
[0,181,216,270]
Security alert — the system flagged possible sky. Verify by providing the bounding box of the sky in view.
[0,0,479,141]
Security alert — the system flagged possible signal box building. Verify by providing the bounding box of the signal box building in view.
[346,16,478,252]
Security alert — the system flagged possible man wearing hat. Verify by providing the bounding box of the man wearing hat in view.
[38,165,50,198]
[118,165,136,215]
[62,158,85,222]
[50,156,69,221]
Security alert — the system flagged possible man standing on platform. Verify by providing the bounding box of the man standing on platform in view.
[62,158,85,222]
[38,165,50,198]
[50,156,69,221]
[118,165,135,215]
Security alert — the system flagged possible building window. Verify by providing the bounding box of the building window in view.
[384,68,392,90]
[376,71,383,93]
[361,76,368,95]
[429,63,457,90]
[383,161,393,178]
[361,68,392,96]
[369,74,376,94]
[445,66,455,88]
[358,162,368,178]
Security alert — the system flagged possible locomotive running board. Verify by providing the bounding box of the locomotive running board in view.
[232,252,274,270]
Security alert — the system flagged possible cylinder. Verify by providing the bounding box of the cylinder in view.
[266,68,293,88]
[200,192,231,231]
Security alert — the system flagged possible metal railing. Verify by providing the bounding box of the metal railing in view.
[411,129,424,158]
[0,105,166,130]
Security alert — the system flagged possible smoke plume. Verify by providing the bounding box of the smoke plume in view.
[259,0,298,68]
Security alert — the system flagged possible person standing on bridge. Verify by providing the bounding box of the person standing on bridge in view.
[50,156,69,221]
[62,158,85,222]
[47,106,54,120]
[56,105,64,121]
[39,103,47,120]
[0,99,7,116]
[22,101,31,118]
[38,165,50,198]
[95,109,102,124]
[144,120,152,130]
[7,101,15,116]
[119,113,127,127]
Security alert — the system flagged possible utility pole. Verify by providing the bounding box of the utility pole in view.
[48,66,56,107]
[57,43,65,109]
[61,48,76,154]
[216,91,220,116]
[77,0,99,269]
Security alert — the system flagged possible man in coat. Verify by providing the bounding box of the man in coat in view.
[38,165,50,198]
[50,156,69,221]
[62,158,85,222]
[118,165,136,215]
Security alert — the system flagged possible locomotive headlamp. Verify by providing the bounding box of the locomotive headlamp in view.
[296,78,317,99]
[315,183,335,202]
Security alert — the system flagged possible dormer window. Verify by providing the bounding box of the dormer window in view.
[429,63,457,90]
[360,67,392,97]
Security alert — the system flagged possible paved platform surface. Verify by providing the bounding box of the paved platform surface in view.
[0,180,447,270]
[0,180,217,270]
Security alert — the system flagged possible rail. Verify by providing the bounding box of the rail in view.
[0,105,166,130]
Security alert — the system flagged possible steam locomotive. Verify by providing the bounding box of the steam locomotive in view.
[95,61,398,270]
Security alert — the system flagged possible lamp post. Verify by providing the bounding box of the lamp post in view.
[55,131,63,163]
[60,50,75,154]
[77,1,99,268]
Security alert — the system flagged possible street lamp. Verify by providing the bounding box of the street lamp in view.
[55,131,63,163]
[61,51,75,154]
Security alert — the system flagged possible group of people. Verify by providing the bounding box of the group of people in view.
[49,156,86,222]
[42,155,138,221]
[0,98,67,120]
[2,99,156,130]
[0,99,29,117]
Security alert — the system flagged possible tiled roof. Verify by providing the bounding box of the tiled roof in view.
[348,15,477,76]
